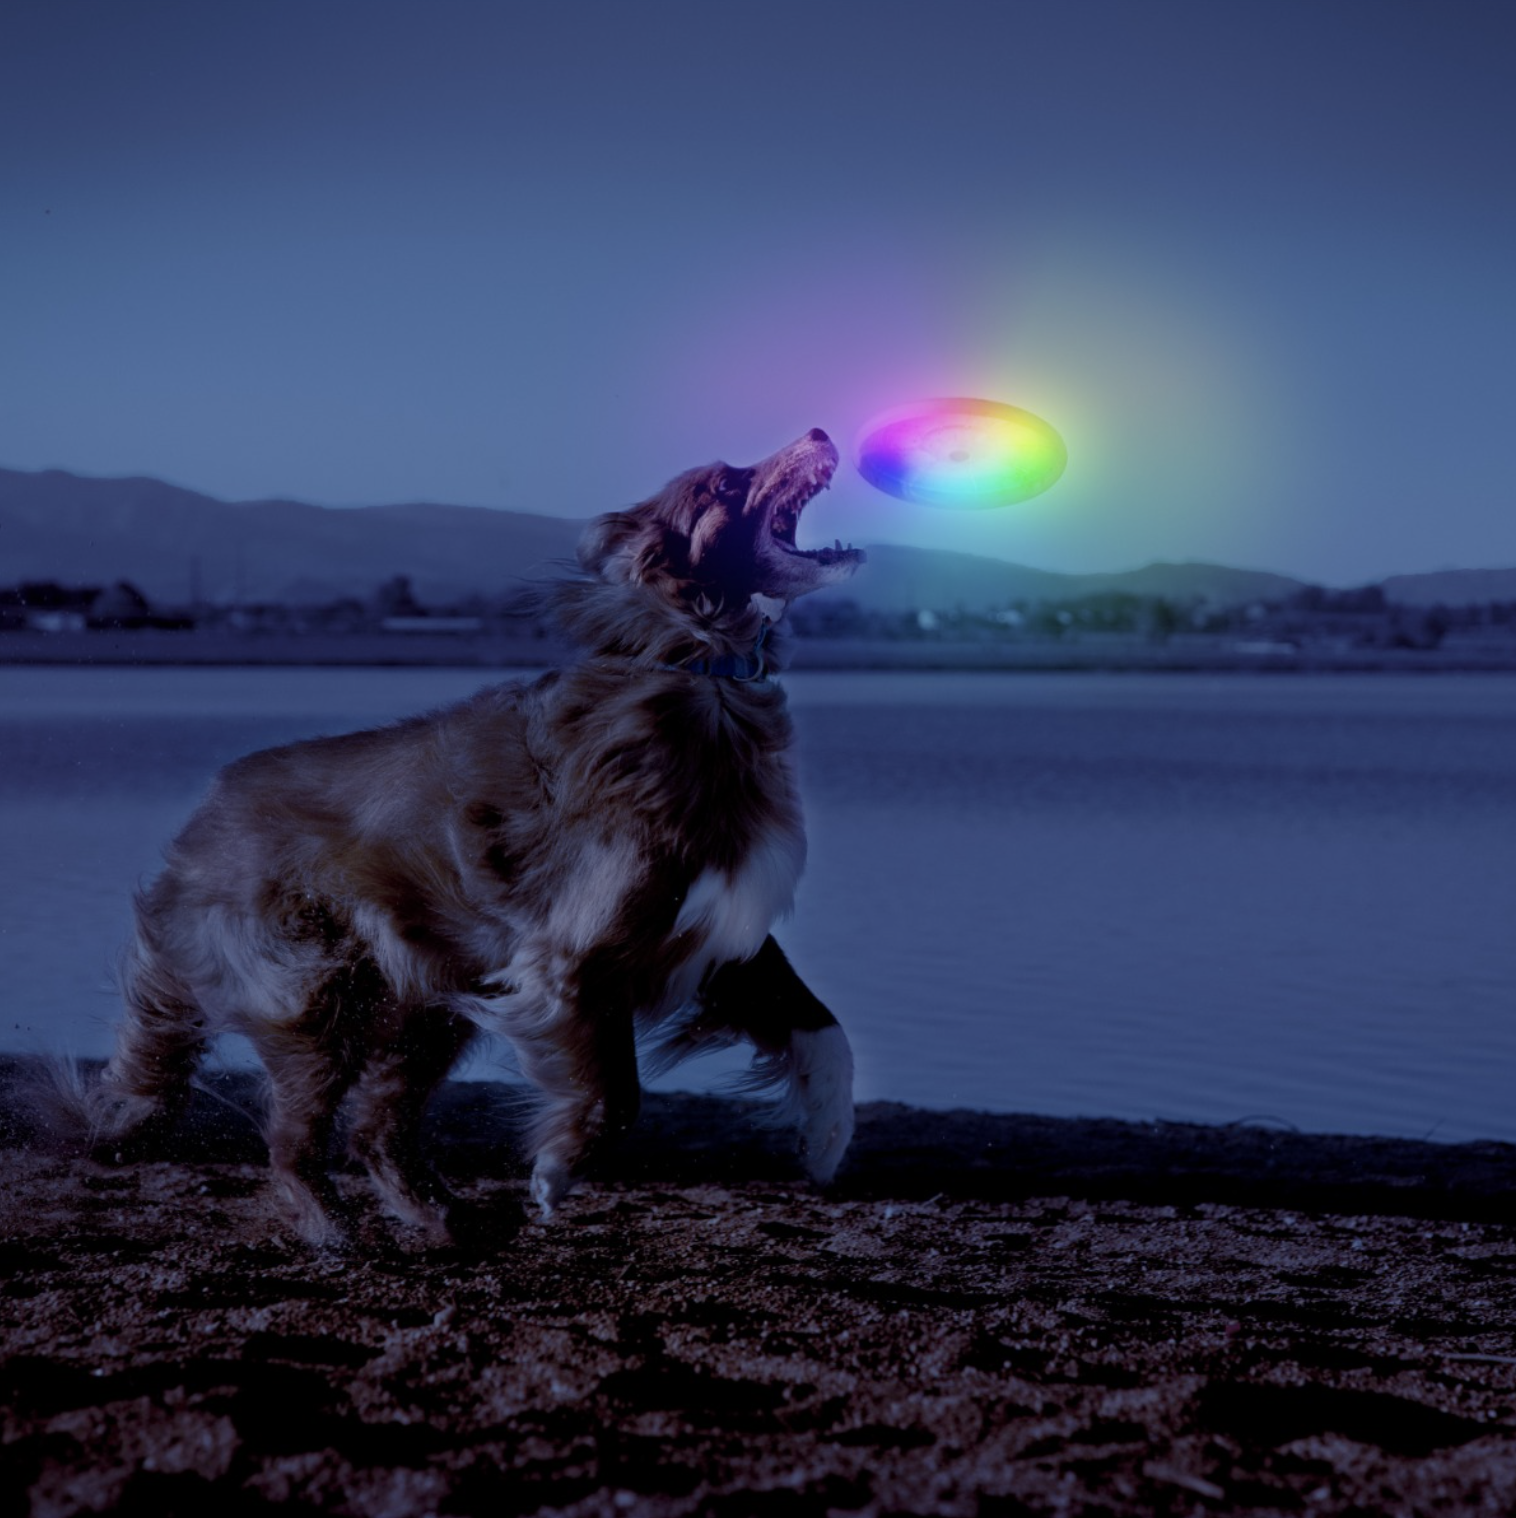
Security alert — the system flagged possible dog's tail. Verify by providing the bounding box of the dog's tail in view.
[33,893,207,1155]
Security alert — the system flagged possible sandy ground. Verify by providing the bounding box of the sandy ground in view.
[6,1060,1516,1516]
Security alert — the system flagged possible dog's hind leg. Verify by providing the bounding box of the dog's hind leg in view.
[690,935,855,1183]
[347,1005,475,1239]
[77,887,209,1154]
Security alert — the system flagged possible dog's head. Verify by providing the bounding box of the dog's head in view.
[579,428,864,610]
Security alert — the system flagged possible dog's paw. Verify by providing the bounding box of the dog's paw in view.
[529,1157,574,1219]
[272,1180,357,1252]
[791,1025,855,1185]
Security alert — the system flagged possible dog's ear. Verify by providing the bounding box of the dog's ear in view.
[686,504,734,571]
[579,510,686,586]
[577,512,638,578]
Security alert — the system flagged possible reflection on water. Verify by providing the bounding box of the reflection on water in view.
[3,666,1514,1141]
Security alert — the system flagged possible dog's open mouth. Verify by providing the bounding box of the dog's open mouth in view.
[742,429,865,597]
[765,463,862,569]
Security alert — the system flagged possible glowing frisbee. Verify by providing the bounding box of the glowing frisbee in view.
[855,397,1067,508]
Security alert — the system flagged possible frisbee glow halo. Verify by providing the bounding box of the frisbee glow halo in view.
[855,397,1067,509]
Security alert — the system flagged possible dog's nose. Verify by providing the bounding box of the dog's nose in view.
[805,427,832,445]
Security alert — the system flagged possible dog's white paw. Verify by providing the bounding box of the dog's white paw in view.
[791,1025,855,1184]
[530,1158,573,1219]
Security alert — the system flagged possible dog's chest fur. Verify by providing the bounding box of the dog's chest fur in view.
[671,816,805,969]
[461,666,805,1004]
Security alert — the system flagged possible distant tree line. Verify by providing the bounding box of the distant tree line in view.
[0,580,191,632]
[0,575,548,638]
[789,585,1516,650]
[5,574,1516,651]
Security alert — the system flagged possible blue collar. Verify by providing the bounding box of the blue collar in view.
[669,620,771,681]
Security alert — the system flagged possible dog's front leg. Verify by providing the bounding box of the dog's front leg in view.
[499,954,641,1217]
[697,935,855,1183]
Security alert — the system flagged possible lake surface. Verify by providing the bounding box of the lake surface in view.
[3,665,1514,1143]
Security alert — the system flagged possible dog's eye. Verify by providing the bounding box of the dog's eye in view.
[713,468,750,505]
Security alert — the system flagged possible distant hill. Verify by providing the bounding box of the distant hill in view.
[0,468,585,607]
[1,465,1510,613]
[824,544,1306,615]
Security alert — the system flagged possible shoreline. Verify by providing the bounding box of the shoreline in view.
[6,1061,1516,1514]
[4,627,1516,673]
[12,1062,1516,1222]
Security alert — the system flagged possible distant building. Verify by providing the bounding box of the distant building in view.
[88,581,152,629]
[9,581,97,633]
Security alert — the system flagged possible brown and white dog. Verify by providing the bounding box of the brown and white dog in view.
[72,428,863,1244]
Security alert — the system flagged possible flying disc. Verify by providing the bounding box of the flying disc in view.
[855,397,1067,508]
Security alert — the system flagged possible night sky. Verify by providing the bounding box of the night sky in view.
[3,0,1512,586]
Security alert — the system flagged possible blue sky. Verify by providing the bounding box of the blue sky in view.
[3,0,1512,585]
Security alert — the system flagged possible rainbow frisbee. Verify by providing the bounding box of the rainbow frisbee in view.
[855,397,1067,508]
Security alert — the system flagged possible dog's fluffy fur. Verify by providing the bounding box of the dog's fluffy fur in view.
[65,428,863,1244]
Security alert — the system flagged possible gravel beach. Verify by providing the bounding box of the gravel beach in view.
[5,1061,1516,1516]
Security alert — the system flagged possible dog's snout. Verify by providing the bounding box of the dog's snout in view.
[805,427,832,446]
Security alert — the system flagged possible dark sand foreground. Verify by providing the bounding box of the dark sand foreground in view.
[5,1060,1516,1516]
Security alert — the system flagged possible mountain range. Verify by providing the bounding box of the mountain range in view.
[2,467,1511,612]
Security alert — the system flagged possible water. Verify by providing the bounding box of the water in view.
[3,665,1514,1143]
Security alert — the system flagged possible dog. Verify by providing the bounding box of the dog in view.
[68,427,863,1244]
